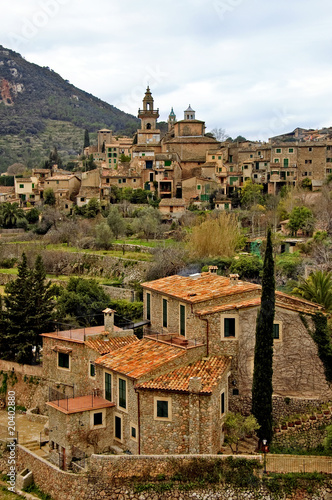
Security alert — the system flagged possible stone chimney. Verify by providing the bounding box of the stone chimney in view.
[103,308,116,334]
[229,274,239,285]
[208,266,218,274]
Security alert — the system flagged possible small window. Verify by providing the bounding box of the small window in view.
[308,147,312,152]
[157,400,168,418]
[122,179,126,183]
[58,352,69,369]
[146,292,151,321]
[197,184,201,190]
[212,155,215,159]
[224,318,235,337]
[105,372,112,401]
[250,154,253,158]
[131,426,136,439]
[93,412,103,426]
[218,156,221,160]
[274,159,279,163]
[163,298,168,328]
[229,155,233,163]
[273,323,280,339]
[19,184,24,189]
[118,179,122,184]
[289,148,294,153]
[232,388,239,396]
[180,304,186,337]
[221,392,225,415]
[89,362,95,377]
[115,415,122,440]
[118,378,126,409]
[276,148,281,153]
[164,160,171,166]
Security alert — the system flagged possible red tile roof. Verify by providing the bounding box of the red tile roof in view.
[95,338,186,379]
[136,356,231,394]
[141,273,261,304]
[196,294,323,316]
[85,335,139,355]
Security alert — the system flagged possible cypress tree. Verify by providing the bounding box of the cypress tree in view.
[252,227,275,444]
[84,129,90,149]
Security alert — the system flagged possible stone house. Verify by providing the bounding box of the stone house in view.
[14,176,41,206]
[44,174,81,208]
[141,271,331,403]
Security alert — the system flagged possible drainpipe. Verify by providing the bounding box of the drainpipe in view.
[135,388,141,455]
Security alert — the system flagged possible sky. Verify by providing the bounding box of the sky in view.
[1,0,332,141]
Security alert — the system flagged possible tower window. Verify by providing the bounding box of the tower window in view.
[146,123,152,130]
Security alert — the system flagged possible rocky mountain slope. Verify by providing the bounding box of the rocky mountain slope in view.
[0,46,139,171]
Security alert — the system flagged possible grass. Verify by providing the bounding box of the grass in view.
[113,238,175,248]
[43,244,153,261]
[23,482,53,499]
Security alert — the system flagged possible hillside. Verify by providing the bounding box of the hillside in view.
[0,46,139,171]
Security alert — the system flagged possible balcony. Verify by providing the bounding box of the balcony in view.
[144,329,204,349]
[47,388,115,414]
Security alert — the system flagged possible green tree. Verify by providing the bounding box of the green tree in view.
[292,271,332,311]
[252,227,275,445]
[133,207,162,241]
[85,197,100,218]
[44,188,56,206]
[0,202,25,228]
[1,254,55,363]
[240,179,264,209]
[83,129,90,149]
[95,222,113,250]
[26,207,40,224]
[224,412,260,454]
[107,206,125,239]
[56,277,111,326]
[287,206,314,236]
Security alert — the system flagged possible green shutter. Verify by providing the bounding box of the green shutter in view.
[105,373,112,401]
[283,159,289,167]
[273,324,279,339]
[146,293,151,321]
[119,379,126,409]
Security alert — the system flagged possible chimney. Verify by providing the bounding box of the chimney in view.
[208,266,218,274]
[103,308,116,334]
[229,274,239,285]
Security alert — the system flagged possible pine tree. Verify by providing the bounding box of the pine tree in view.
[251,227,275,444]
[1,253,55,364]
[83,129,90,149]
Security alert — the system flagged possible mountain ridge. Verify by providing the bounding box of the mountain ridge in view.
[0,45,139,171]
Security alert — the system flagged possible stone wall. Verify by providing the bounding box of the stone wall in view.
[0,360,43,377]
[102,284,137,302]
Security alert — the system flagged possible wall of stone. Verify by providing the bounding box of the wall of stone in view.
[272,416,331,450]
[0,360,43,377]
[102,285,137,302]
[0,369,46,410]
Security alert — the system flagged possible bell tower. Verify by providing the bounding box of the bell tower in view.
[168,107,176,131]
[137,87,161,145]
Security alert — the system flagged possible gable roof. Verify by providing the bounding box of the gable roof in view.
[85,335,139,355]
[136,356,231,394]
[141,273,260,304]
[95,338,186,379]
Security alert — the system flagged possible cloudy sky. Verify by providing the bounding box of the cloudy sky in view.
[1,0,332,140]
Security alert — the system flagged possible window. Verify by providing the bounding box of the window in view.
[80,197,85,202]
[89,362,95,378]
[273,323,279,339]
[229,155,233,163]
[58,352,70,370]
[115,414,122,440]
[32,183,35,188]
[230,166,233,172]
[289,148,294,153]
[105,372,112,401]
[305,159,312,164]
[131,425,137,440]
[221,392,225,415]
[327,158,332,162]
[164,160,171,166]
[212,155,215,159]
[93,412,102,426]
[122,179,126,183]
[180,304,186,336]
[19,184,24,188]
[274,159,279,163]
[276,148,281,153]
[146,292,151,321]
[308,147,312,152]
[250,154,253,158]
[118,378,127,409]
[154,397,172,421]
[244,165,248,169]
[218,156,222,160]
[224,318,235,337]
[118,179,122,184]
[162,298,168,328]
[197,184,201,190]
[283,159,289,167]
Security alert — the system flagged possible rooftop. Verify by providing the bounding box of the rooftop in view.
[136,356,231,394]
[95,338,186,379]
[141,273,261,304]
[85,335,139,355]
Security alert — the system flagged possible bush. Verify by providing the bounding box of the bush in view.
[229,255,263,280]
[109,299,143,321]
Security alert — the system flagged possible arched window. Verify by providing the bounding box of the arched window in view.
[146,123,152,130]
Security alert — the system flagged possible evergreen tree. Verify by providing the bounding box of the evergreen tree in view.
[252,227,275,445]
[83,129,90,149]
[1,253,55,364]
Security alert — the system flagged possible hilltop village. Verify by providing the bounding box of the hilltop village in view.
[2,86,332,212]
[0,88,332,500]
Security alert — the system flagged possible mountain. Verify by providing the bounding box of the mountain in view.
[0,46,139,172]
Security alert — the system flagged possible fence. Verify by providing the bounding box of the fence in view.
[266,454,332,474]
[48,387,111,412]
[143,328,204,348]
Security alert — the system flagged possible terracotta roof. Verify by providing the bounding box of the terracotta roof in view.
[141,273,261,304]
[136,356,231,394]
[85,335,139,355]
[159,198,186,207]
[196,294,323,316]
[45,175,79,181]
[95,338,186,379]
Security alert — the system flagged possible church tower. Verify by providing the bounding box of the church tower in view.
[168,107,176,131]
[184,105,196,120]
[137,87,161,145]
